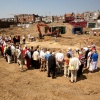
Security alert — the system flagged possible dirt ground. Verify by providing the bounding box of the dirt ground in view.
[0,23,100,100]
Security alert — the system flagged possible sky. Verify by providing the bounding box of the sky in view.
[0,0,100,18]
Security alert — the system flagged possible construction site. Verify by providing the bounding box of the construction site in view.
[0,22,100,100]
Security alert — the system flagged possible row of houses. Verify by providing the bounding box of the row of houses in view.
[0,14,63,24]
[14,14,65,23]
[0,11,100,24]
[0,11,100,28]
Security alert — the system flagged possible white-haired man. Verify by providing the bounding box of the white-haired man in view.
[56,50,64,74]
[69,54,81,83]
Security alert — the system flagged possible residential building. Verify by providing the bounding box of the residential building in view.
[58,15,65,23]
[52,16,58,22]
[42,16,52,23]
[14,14,40,23]
[64,13,75,22]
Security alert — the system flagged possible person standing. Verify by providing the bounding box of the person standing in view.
[13,36,16,45]
[77,51,85,77]
[18,35,20,44]
[69,54,81,83]
[4,44,8,61]
[22,35,26,44]
[67,48,73,57]
[64,53,71,78]
[48,52,56,79]
[87,47,92,68]
[89,50,98,72]
[25,48,31,69]
[30,46,34,67]
[45,50,52,73]
[40,48,46,71]
[56,50,64,74]
[28,33,31,42]
[22,46,27,65]
[6,46,12,64]
[85,47,90,68]
[11,43,16,61]
[32,48,40,69]
[17,47,23,72]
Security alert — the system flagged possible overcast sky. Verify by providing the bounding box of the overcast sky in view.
[0,0,100,18]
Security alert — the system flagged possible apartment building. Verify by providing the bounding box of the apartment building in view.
[14,14,40,23]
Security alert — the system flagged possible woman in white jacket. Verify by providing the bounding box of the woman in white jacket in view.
[69,54,81,83]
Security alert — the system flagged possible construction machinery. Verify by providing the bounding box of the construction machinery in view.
[36,22,60,39]
[37,22,50,38]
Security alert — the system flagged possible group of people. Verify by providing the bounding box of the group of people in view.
[87,31,100,36]
[0,34,99,83]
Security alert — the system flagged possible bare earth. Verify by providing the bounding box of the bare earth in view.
[0,23,100,100]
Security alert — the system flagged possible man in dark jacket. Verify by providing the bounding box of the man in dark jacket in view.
[48,52,56,79]
[30,46,34,68]
[6,46,12,64]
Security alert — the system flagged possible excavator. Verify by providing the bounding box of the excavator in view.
[36,22,60,39]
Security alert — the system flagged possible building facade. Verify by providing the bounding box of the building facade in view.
[14,14,40,23]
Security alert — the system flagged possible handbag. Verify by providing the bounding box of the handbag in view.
[69,65,75,70]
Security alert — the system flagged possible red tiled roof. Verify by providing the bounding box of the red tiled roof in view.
[65,14,72,17]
